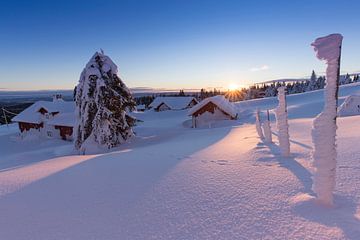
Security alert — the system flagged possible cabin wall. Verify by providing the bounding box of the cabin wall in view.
[54,126,73,141]
[18,122,43,132]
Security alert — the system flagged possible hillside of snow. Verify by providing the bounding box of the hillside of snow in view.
[0,83,360,239]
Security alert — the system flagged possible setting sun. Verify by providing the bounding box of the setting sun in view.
[228,83,239,91]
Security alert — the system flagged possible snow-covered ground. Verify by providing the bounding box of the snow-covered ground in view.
[1,83,360,239]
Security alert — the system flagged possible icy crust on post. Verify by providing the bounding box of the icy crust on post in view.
[255,109,264,140]
[263,111,272,143]
[311,34,343,64]
[74,52,135,154]
[311,34,343,206]
[275,86,290,157]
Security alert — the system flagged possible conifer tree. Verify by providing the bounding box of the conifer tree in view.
[74,51,136,154]
[307,70,317,91]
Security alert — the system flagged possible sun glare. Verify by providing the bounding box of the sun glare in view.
[228,83,239,91]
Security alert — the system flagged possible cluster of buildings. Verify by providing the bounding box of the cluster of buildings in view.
[12,94,239,141]
[12,94,75,140]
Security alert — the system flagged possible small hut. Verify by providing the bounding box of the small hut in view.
[188,95,237,128]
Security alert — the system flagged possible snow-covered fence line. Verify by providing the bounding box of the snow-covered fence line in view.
[2,107,18,127]
[311,34,343,206]
[275,86,290,157]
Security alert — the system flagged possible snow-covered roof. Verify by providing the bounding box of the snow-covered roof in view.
[136,104,146,110]
[338,95,360,117]
[12,100,75,124]
[47,112,75,127]
[149,97,197,110]
[188,95,237,118]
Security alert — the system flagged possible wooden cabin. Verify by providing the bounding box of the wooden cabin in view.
[188,96,237,128]
[149,97,198,112]
[12,96,75,140]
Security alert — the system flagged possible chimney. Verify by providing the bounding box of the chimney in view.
[53,94,63,102]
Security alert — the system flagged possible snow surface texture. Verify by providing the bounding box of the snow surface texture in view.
[1,84,360,239]
[263,110,272,143]
[255,109,264,140]
[338,95,360,117]
[311,34,343,206]
[275,86,290,157]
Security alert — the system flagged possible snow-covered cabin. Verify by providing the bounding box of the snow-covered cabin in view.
[338,95,360,117]
[149,97,198,111]
[188,95,237,128]
[12,95,75,140]
[136,104,146,112]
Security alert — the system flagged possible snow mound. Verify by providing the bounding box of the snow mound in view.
[338,95,360,117]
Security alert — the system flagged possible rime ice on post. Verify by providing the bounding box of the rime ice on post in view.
[255,109,264,140]
[311,34,343,206]
[275,86,290,157]
[263,109,272,143]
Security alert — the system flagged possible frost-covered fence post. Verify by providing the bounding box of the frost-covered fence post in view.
[263,109,272,143]
[255,109,264,140]
[311,34,343,206]
[275,86,290,157]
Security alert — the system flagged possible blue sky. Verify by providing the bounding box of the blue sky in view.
[0,0,359,90]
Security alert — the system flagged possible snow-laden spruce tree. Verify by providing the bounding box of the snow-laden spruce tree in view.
[255,109,265,140]
[307,70,318,91]
[263,109,272,143]
[311,34,343,206]
[74,51,136,154]
[275,86,290,157]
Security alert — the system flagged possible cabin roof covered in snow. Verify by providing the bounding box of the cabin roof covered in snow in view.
[47,112,75,127]
[188,95,237,118]
[12,100,75,124]
[149,97,197,110]
[136,104,146,110]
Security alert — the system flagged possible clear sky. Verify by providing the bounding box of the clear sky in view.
[1,0,360,91]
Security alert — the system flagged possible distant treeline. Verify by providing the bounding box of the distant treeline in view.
[2,71,359,125]
[134,71,360,106]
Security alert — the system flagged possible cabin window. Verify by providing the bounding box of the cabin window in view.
[47,131,53,138]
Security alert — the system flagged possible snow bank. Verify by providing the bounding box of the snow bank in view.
[311,34,343,206]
